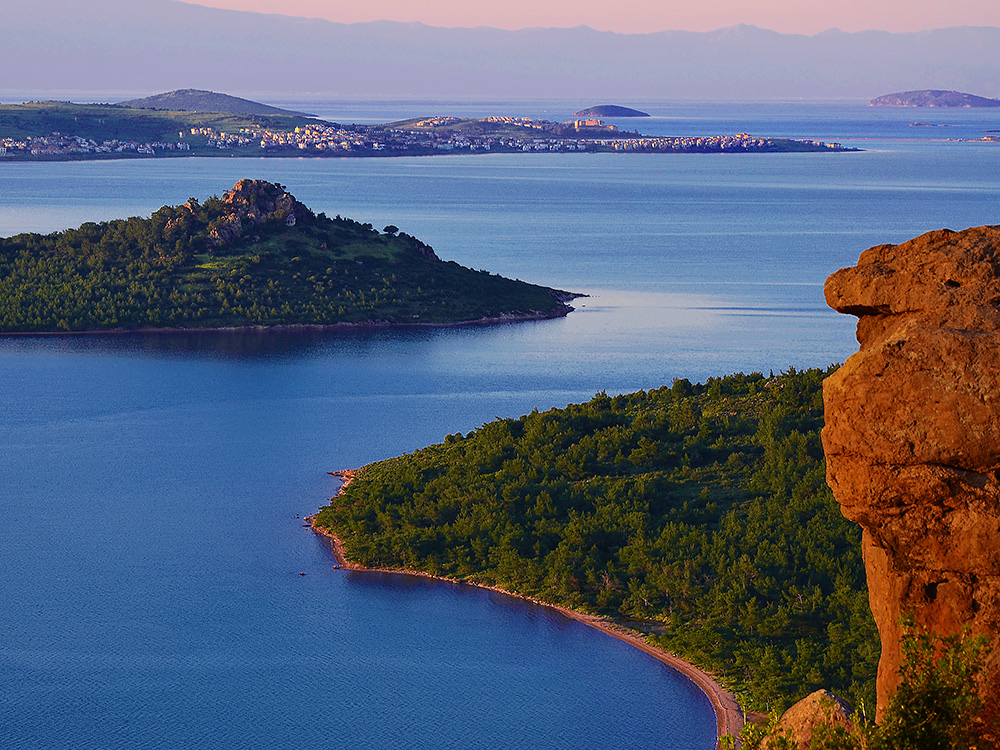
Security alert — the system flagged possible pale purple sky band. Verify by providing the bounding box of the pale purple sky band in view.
[179,0,1000,34]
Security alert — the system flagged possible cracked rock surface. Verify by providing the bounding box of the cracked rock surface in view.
[823,225,1000,717]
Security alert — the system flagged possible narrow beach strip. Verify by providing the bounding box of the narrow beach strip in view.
[307,474,744,747]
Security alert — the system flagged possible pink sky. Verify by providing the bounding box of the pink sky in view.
[180,0,1000,34]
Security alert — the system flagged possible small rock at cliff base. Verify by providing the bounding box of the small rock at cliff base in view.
[761,690,854,750]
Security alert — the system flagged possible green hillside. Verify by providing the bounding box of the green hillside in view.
[0,179,572,332]
[0,101,316,144]
[313,367,879,712]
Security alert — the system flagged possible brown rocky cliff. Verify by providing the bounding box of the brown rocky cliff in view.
[822,225,1000,719]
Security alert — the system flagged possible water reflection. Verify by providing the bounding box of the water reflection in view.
[0,323,479,361]
[0,288,854,390]
[0,288,727,358]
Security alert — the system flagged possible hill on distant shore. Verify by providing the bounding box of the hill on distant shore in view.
[869,89,1000,107]
[116,89,314,117]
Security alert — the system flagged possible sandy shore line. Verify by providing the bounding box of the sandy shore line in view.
[307,475,743,747]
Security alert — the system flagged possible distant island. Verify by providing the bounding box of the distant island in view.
[0,179,575,333]
[869,89,1000,107]
[0,94,856,161]
[573,105,650,117]
[116,88,315,118]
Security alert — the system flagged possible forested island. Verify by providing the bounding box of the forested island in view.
[0,98,854,160]
[311,367,879,713]
[0,179,573,333]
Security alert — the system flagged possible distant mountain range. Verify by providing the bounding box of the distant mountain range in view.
[117,89,314,116]
[3,0,1000,100]
[869,89,1000,107]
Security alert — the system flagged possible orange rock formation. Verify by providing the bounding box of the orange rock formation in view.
[822,225,1000,717]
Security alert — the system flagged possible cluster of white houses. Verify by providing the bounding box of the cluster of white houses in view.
[1,133,191,157]
[2,121,848,159]
[602,134,844,152]
[187,121,599,154]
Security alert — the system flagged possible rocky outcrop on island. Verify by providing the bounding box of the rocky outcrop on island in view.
[206,179,315,246]
[573,104,650,117]
[822,225,1000,718]
[869,89,1000,107]
[116,89,314,117]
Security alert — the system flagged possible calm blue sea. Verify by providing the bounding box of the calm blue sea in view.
[2,100,1000,749]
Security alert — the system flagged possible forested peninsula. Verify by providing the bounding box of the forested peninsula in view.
[312,367,879,713]
[0,179,573,333]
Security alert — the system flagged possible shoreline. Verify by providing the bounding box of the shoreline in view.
[0,304,577,338]
[307,471,743,748]
[1,141,855,163]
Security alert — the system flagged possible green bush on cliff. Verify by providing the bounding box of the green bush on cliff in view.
[313,366,880,711]
[876,619,991,750]
[736,620,992,749]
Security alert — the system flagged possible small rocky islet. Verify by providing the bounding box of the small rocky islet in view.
[572,104,651,117]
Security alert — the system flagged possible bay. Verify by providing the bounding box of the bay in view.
[3,100,1000,749]
[0,331,718,750]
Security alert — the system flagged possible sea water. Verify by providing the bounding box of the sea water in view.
[2,100,1000,749]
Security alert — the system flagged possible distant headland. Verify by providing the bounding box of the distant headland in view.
[116,89,315,118]
[0,179,575,333]
[573,105,650,118]
[869,89,1000,107]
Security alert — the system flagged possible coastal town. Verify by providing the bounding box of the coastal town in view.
[1,133,192,157]
[600,133,844,152]
[0,113,852,159]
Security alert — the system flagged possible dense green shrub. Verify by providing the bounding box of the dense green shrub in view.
[734,619,993,749]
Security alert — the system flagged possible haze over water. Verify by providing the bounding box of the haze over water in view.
[3,100,1000,748]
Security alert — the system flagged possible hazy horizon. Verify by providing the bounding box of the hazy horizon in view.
[174,0,1000,36]
[4,0,1000,101]
[10,0,1000,36]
